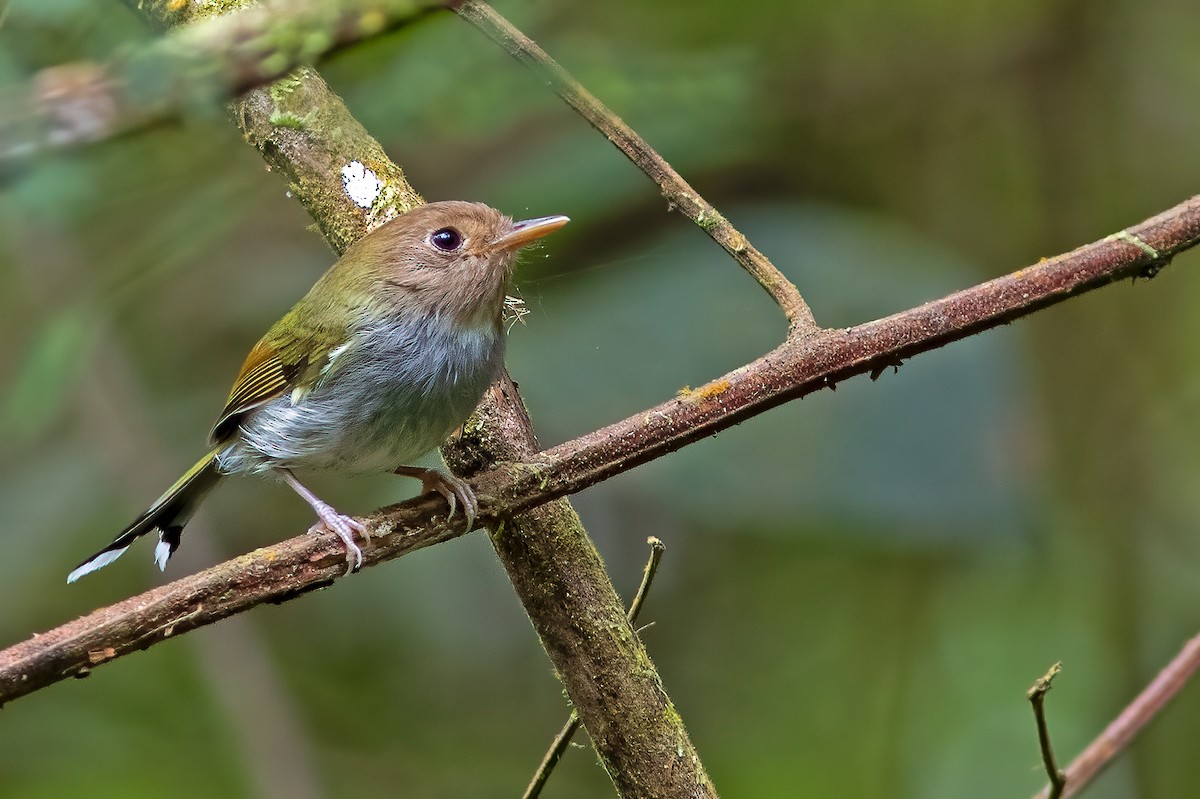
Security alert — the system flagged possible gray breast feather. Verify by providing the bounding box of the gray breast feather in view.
[217,318,503,475]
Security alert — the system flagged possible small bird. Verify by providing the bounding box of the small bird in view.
[68,201,568,582]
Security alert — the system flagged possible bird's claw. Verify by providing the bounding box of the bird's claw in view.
[308,507,369,574]
[395,466,478,530]
[280,469,368,575]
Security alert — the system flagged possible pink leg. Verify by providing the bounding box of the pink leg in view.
[394,466,478,530]
[280,469,368,572]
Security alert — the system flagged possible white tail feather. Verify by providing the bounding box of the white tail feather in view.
[154,536,174,572]
[66,547,131,584]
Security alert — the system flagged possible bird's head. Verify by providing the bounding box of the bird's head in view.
[359,201,569,329]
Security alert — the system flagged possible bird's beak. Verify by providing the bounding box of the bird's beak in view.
[493,215,570,250]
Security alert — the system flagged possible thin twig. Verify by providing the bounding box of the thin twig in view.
[3,197,1199,705]
[454,0,817,334]
[522,537,666,799]
[1033,633,1200,799]
[627,537,666,627]
[522,714,583,799]
[1028,662,1066,799]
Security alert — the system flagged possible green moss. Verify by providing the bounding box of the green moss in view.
[695,209,723,231]
[463,414,486,435]
[268,72,305,104]
[173,0,256,24]
[269,111,307,130]
[508,462,551,491]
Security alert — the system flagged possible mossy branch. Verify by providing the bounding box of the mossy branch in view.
[0,0,453,172]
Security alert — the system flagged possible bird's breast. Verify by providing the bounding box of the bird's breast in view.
[218,317,504,474]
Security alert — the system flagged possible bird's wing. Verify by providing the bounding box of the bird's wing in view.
[209,335,315,444]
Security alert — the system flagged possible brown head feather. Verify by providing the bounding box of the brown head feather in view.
[340,201,521,329]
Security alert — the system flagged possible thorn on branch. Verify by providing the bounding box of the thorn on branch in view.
[869,357,905,381]
[1028,661,1067,799]
[1136,258,1172,280]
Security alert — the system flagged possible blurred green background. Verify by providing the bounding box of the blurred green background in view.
[3,0,1200,796]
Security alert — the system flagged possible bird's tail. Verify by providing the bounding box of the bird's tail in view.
[67,449,223,583]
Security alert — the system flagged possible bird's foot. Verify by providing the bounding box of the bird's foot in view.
[279,468,367,574]
[394,466,478,530]
[307,503,368,573]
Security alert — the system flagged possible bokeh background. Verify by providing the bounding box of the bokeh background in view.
[3,0,1200,797]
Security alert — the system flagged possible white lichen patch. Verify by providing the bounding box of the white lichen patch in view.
[340,161,382,208]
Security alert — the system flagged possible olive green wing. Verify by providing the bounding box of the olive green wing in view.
[209,332,325,444]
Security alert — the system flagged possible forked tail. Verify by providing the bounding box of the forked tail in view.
[67,449,223,583]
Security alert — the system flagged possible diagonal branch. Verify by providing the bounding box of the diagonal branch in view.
[454,0,817,332]
[1,0,454,170]
[5,194,1198,707]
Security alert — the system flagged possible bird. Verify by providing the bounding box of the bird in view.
[68,201,569,582]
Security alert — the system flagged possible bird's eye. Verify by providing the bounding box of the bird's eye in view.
[429,227,463,252]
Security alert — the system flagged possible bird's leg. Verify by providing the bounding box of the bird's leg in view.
[394,466,478,530]
[279,468,367,573]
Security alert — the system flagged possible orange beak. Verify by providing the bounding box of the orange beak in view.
[493,215,570,250]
